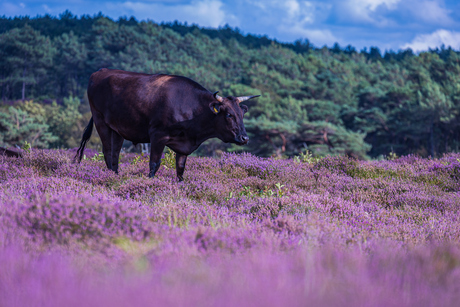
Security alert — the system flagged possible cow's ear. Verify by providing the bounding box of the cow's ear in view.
[240,104,248,114]
[210,102,221,114]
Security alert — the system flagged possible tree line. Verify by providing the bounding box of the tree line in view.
[1,11,460,159]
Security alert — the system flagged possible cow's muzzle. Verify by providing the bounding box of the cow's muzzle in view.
[236,135,249,145]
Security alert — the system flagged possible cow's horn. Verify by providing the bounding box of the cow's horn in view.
[213,91,224,103]
[236,95,260,103]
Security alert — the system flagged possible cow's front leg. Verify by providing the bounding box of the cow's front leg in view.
[175,153,188,182]
[149,143,166,178]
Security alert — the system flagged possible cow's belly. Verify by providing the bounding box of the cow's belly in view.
[117,128,150,144]
[106,118,151,143]
[166,135,201,155]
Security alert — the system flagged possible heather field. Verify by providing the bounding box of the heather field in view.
[1,149,460,306]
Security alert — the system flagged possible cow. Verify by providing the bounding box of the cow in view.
[75,69,260,181]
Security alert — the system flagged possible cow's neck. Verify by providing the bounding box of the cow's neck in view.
[166,113,219,155]
[191,113,220,143]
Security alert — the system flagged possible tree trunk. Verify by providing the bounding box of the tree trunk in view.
[22,67,26,101]
[279,133,286,152]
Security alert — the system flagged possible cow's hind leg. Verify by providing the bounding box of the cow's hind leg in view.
[111,131,124,173]
[93,117,115,171]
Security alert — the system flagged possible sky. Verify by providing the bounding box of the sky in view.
[2,0,460,52]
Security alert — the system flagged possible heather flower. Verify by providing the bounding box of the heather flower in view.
[0,150,459,306]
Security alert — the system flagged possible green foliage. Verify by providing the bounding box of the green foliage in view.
[53,31,88,96]
[162,148,176,169]
[0,98,82,149]
[387,152,399,161]
[131,153,148,165]
[0,25,55,100]
[22,141,31,152]
[294,150,321,164]
[234,183,286,199]
[1,14,460,158]
[46,96,83,148]
[91,152,105,162]
[0,104,58,148]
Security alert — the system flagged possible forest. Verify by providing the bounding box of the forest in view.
[1,11,460,159]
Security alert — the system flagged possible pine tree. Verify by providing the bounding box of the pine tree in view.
[0,25,54,100]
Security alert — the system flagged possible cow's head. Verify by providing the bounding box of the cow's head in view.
[209,91,259,145]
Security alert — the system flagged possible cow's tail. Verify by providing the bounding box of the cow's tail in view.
[74,117,94,163]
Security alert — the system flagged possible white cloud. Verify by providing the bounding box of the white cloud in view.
[336,0,455,29]
[42,4,52,13]
[280,26,339,47]
[339,0,401,25]
[283,0,315,24]
[119,0,235,28]
[349,0,400,13]
[262,0,337,45]
[408,1,453,26]
[180,0,227,27]
[402,29,460,52]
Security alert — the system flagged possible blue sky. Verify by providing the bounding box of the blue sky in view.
[2,0,460,52]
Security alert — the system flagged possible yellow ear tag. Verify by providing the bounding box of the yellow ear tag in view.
[213,107,218,113]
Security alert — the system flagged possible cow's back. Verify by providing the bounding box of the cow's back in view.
[88,68,156,108]
[88,68,208,112]
[86,69,212,143]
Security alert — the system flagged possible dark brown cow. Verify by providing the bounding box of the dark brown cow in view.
[75,69,259,181]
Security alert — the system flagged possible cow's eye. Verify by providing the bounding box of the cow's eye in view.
[226,113,232,118]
